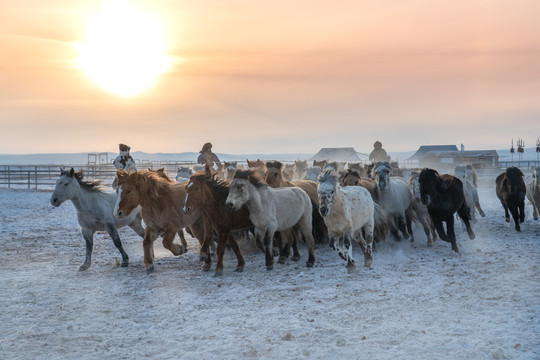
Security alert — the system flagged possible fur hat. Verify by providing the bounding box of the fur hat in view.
[200,142,212,153]
[119,143,131,152]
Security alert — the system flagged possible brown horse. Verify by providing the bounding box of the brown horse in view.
[114,170,211,273]
[265,161,328,245]
[496,167,526,231]
[183,164,253,276]
[246,159,266,178]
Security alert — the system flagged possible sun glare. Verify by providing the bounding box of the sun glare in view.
[76,1,170,96]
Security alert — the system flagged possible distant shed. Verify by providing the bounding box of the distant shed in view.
[405,145,498,169]
[309,148,367,163]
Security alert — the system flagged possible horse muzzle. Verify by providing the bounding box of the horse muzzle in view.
[225,201,238,211]
[319,206,329,217]
[115,209,125,219]
[50,197,61,207]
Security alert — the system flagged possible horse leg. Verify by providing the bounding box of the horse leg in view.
[509,205,521,232]
[519,201,525,223]
[389,216,400,241]
[502,202,511,223]
[162,230,183,256]
[278,231,290,264]
[226,233,245,272]
[105,224,129,268]
[128,214,146,238]
[433,220,448,242]
[343,234,356,273]
[445,216,459,253]
[457,204,475,240]
[397,214,409,240]
[79,228,95,271]
[298,218,315,268]
[264,231,275,271]
[214,230,229,276]
[420,217,433,247]
[143,228,159,274]
[177,229,188,254]
[476,202,486,218]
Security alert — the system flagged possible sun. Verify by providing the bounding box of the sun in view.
[76,1,170,96]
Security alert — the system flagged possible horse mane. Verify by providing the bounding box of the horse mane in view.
[65,169,105,192]
[191,168,231,200]
[130,170,174,200]
[318,169,338,186]
[266,161,283,170]
[465,164,478,186]
[148,168,173,183]
[234,169,267,188]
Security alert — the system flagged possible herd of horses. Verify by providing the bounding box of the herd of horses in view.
[49,160,540,275]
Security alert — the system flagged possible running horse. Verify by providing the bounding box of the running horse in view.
[496,167,526,231]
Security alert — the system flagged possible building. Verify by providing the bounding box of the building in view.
[406,145,499,169]
[309,147,367,163]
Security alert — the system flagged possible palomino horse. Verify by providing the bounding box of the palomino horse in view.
[318,170,375,272]
[226,169,316,270]
[454,165,485,220]
[50,168,145,270]
[183,164,253,275]
[265,161,328,245]
[114,170,211,273]
[419,168,475,253]
[339,169,388,243]
[409,169,437,247]
[496,167,526,232]
[372,162,414,240]
[526,166,540,220]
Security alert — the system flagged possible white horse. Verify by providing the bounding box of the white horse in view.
[225,169,315,270]
[372,162,413,240]
[454,165,485,220]
[409,169,437,246]
[317,170,375,272]
[50,168,145,271]
[525,166,540,220]
[176,166,192,183]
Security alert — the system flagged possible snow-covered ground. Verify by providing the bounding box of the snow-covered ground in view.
[0,181,538,360]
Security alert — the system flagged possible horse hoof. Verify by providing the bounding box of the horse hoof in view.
[346,264,356,274]
[505,217,510,223]
[121,262,129,268]
[306,262,314,268]
[278,257,286,264]
[199,255,207,262]
[427,242,433,247]
[234,267,244,273]
[364,258,372,268]
[266,265,274,271]
[291,256,300,262]
[146,266,155,275]
[214,271,223,277]
[78,265,90,272]
[201,263,211,271]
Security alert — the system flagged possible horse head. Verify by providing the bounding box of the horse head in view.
[505,167,524,193]
[50,168,77,206]
[114,170,141,219]
[265,161,284,187]
[373,162,391,191]
[317,169,338,217]
[226,169,264,211]
[418,168,439,205]
[341,169,361,187]
[183,163,214,215]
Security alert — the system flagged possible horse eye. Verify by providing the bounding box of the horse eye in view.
[64,183,68,186]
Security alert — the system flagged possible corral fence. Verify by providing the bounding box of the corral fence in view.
[1,159,538,190]
[0,162,199,190]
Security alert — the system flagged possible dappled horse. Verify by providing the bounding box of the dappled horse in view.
[454,165,485,220]
[372,162,413,240]
[496,167,526,232]
[50,168,145,270]
[226,169,315,270]
[419,168,475,253]
[409,169,437,246]
[318,170,375,272]
[526,166,540,220]
[114,170,211,273]
[183,164,253,275]
[340,169,388,242]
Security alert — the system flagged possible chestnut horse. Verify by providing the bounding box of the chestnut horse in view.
[265,161,328,245]
[114,170,211,273]
[496,167,526,231]
[419,168,475,253]
[183,164,253,276]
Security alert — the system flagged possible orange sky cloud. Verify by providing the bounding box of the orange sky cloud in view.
[1,0,539,154]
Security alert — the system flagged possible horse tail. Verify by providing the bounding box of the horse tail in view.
[373,203,389,243]
[310,197,329,244]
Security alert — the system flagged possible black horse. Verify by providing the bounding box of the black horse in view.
[418,168,475,253]
[495,167,526,232]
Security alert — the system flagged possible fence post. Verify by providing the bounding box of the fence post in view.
[27,171,31,189]
[7,166,10,188]
[35,166,38,189]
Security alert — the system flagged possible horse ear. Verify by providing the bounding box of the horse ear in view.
[60,167,66,175]
[116,170,127,180]
[69,168,75,177]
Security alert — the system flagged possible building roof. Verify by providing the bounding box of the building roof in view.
[407,145,459,160]
[422,150,499,158]
[309,147,367,162]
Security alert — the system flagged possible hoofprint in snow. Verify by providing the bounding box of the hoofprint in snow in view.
[0,183,538,360]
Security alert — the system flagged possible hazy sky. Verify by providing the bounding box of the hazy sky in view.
[1,0,539,154]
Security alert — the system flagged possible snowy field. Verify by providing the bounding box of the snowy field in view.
[0,181,539,360]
